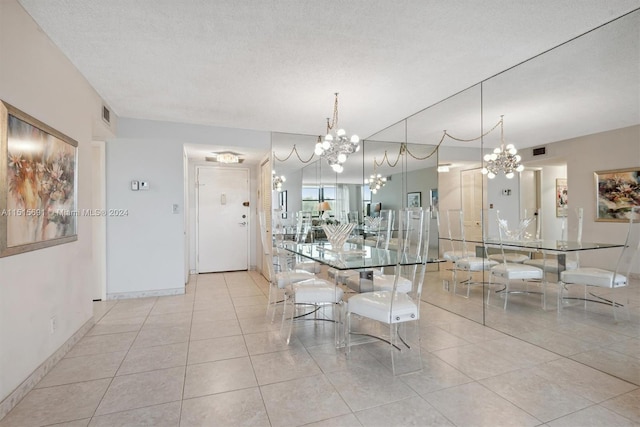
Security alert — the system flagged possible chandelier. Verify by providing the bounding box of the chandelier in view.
[366,158,387,193]
[314,93,360,173]
[481,116,524,179]
[272,171,286,191]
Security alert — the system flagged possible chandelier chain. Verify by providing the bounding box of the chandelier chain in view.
[272,145,315,163]
[275,117,504,168]
[326,92,339,133]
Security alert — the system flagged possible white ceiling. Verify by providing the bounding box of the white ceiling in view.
[17,1,640,166]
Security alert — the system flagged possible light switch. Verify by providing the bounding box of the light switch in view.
[140,181,149,190]
[172,204,179,214]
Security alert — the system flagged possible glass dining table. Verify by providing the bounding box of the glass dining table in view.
[480,238,624,276]
[283,241,442,347]
[283,240,444,294]
[283,241,441,271]
[439,236,625,310]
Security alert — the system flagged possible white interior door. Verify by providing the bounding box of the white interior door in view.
[197,167,249,273]
[461,168,485,241]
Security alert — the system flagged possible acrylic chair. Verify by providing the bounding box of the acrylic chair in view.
[524,207,584,275]
[327,210,368,284]
[343,210,408,293]
[487,210,544,309]
[290,211,322,274]
[336,209,394,288]
[442,209,468,263]
[259,211,316,321]
[278,248,344,345]
[452,209,498,297]
[559,206,639,320]
[346,208,430,375]
[487,210,536,264]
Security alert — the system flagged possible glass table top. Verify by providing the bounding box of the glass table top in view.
[441,237,624,252]
[283,242,441,270]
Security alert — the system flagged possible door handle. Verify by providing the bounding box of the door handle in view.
[239,221,247,226]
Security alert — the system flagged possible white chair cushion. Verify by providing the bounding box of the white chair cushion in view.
[561,267,627,288]
[276,270,315,288]
[348,291,418,324]
[293,280,344,304]
[491,263,543,280]
[456,257,498,271]
[523,258,578,272]
[372,275,412,293]
[295,261,321,273]
[443,250,466,262]
[489,253,530,263]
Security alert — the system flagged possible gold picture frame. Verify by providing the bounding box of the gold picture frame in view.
[1,101,78,257]
[595,167,640,222]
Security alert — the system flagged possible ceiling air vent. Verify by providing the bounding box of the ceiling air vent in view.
[102,105,111,124]
[532,146,546,156]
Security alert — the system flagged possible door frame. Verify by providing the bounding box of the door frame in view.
[91,140,107,301]
[195,165,251,273]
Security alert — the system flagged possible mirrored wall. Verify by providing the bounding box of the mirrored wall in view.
[270,10,639,385]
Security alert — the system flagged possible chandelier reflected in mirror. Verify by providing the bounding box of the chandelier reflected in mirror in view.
[272,171,286,191]
[481,116,524,179]
[366,158,387,193]
[314,93,360,173]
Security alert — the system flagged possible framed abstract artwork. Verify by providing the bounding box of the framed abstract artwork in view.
[407,191,421,208]
[1,101,78,257]
[595,167,640,222]
[556,178,568,217]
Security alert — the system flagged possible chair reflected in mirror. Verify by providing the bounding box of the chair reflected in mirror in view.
[487,210,537,264]
[524,207,584,278]
[452,209,498,298]
[487,210,544,310]
[559,206,639,320]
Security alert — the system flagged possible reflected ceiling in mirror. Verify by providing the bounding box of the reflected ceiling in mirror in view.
[482,10,639,150]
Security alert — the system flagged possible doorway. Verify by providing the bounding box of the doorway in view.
[196,167,250,273]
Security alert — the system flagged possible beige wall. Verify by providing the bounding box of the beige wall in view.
[437,125,640,274]
[0,0,111,406]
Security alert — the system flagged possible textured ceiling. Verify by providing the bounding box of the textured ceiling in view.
[16,0,640,143]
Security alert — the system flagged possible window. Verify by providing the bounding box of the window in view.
[302,185,336,217]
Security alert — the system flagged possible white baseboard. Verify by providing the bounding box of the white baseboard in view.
[0,318,95,421]
[107,287,185,300]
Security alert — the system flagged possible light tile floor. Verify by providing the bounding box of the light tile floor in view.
[1,270,639,426]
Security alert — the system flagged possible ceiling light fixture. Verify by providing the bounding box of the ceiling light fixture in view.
[481,116,524,179]
[215,152,240,164]
[366,158,387,194]
[314,93,360,173]
[272,170,286,191]
[437,164,451,173]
